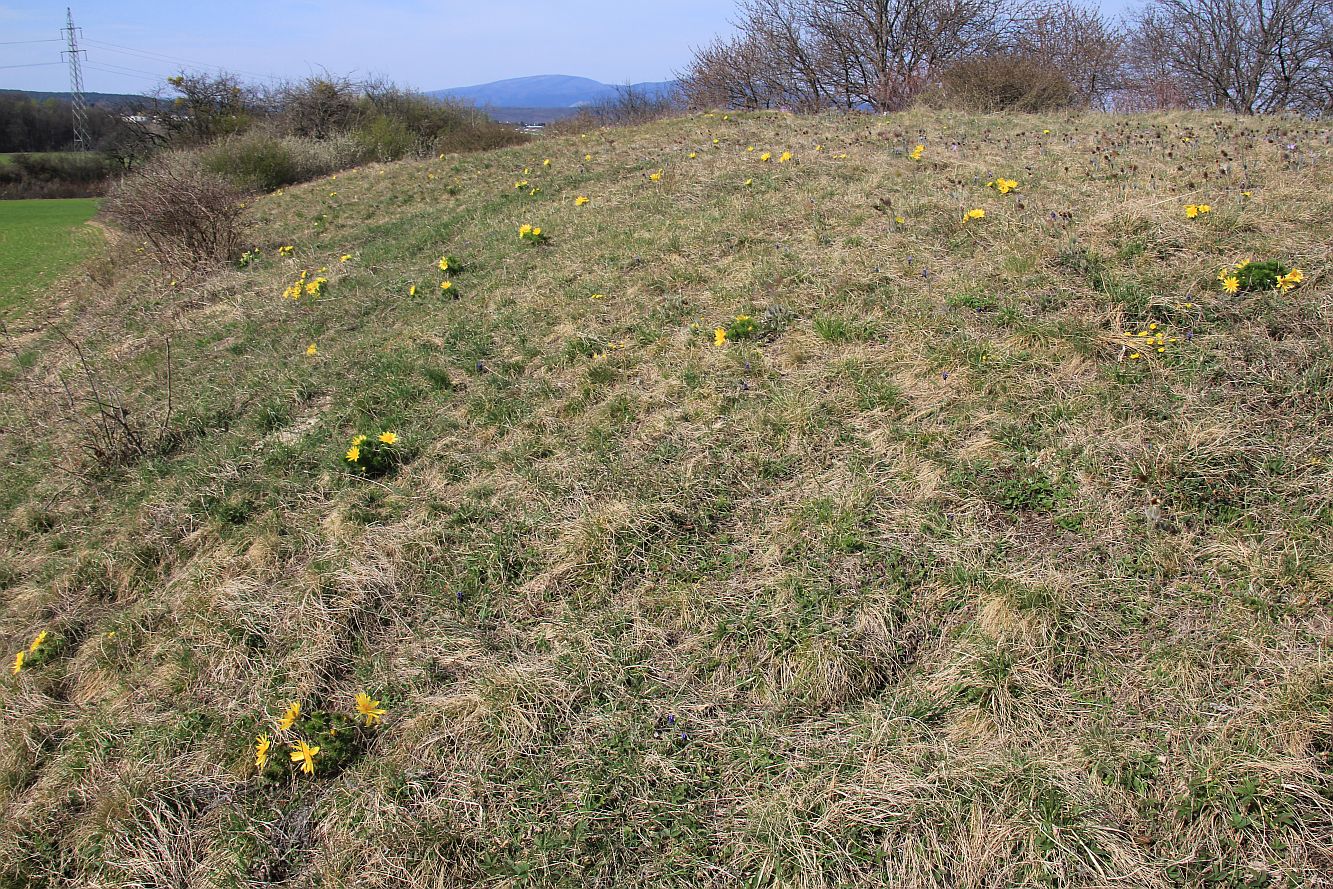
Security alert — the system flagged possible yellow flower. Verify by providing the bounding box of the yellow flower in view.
[28,631,47,653]
[542,158,551,167]
[575,195,590,206]
[1222,276,1239,294]
[688,152,697,159]
[910,144,924,160]
[339,254,352,263]
[353,434,367,445]
[894,216,906,224]
[378,432,397,445]
[11,650,23,675]
[355,692,387,726]
[255,735,271,770]
[289,740,320,775]
[409,284,418,297]
[964,208,985,222]
[531,227,542,237]
[438,257,451,271]
[346,445,361,463]
[1284,268,1304,284]
[759,152,771,162]
[584,153,592,161]
[1185,205,1199,218]
[778,151,793,163]
[306,343,318,357]
[744,179,753,186]
[277,701,301,731]
[746,145,755,152]
[1198,204,1211,213]
[441,280,453,292]
[519,224,533,238]
[714,327,727,346]
[278,245,294,256]
[648,170,663,182]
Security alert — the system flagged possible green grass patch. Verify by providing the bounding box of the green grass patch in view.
[0,198,101,314]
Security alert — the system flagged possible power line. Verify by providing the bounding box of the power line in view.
[82,37,284,83]
[0,62,65,70]
[0,39,63,45]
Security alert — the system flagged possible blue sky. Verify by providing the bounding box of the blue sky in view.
[1,1,1137,95]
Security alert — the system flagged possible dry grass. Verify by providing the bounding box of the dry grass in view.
[1,108,1331,888]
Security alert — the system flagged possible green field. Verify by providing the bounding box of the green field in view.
[0,198,101,313]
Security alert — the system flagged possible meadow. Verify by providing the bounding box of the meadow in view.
[0,197,101,313]
[0,109,1330,888]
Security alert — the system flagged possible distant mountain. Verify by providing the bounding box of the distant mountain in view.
[428,75,679,110]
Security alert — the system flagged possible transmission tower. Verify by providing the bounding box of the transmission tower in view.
[61,7,91,151]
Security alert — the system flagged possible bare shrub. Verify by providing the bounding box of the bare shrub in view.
[102,152,247,268]
[548,84,683,134]
[931,54,1079,111]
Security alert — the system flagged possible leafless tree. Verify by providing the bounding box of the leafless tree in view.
[1130,0,1331,114]
[1009,0,1126,109]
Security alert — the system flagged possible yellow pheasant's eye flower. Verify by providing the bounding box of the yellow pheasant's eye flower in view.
[894,216,906,225]
[346,445,361,463]
[278,245,294,256]
[289,740,320,776]
[963,208,985,222]
[305,343,318,357]
[746,145,755,152]
[378,432,397,445]
[519,224,533,238]
[688,152,697,159]
[255,735,271,770]
[339,254,352,263]
[1222,276,1239,294]
[11,650,24,675]
[759,152,771,162]
[575,195,590,206]
[910,144,924,160]
[28,631,47,653]
[355,692,387,726]
[277,701,301,731]
[584,153,592,161]
[1198,204,1211,213]
[714,328,727,346]
[409,284,418,296]
[744,178,753,186]
[441,280,453,291]
[438,257,450,271]
[352,435,367,446]
[649,170,663,182]
[531,227,542,237]
[542,158,551,167]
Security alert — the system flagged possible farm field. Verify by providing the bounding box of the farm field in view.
[0,197,101,314]
[0,110,1330,888]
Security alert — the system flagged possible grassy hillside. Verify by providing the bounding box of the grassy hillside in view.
[1,109,1330,888]
[0,198,101,314]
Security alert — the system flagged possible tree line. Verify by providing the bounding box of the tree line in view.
[680,0,1333,115]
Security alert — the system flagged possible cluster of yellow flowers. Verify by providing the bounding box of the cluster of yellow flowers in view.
[1122,322,1179,360]
[346,431,397,465]
[910,144,925,161]
[1184,204,1212,218]
[9,630,47,676]
[514,179,540,197]
[1278,268,1305,292]
[282,269,328,300]
[592,340,630,362]
[986,177,1020,195]
[256,694,387,777]
[277,245,295,257]
[519,224,546,243]
[962,208,986,223]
